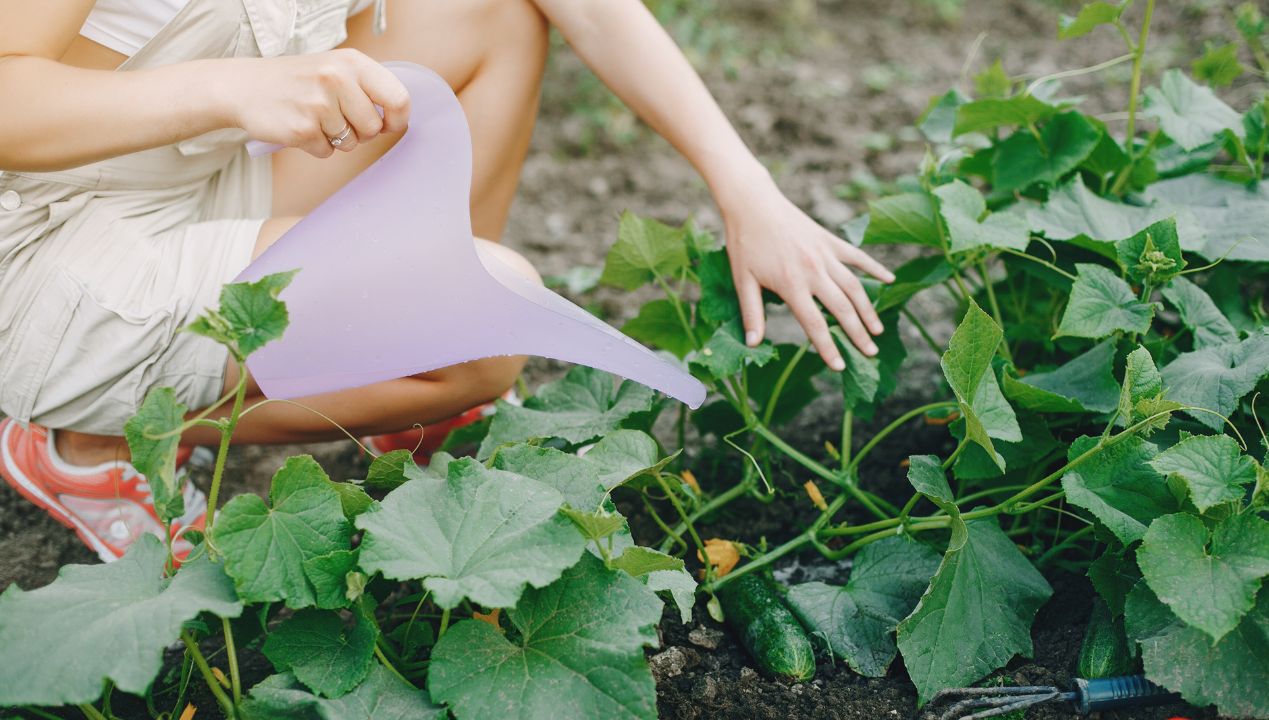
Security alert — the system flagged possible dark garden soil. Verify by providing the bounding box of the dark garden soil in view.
[0,1,1250,718]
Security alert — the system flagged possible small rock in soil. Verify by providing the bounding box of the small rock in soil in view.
[687,624,724,650]
[692,674,718,704]
[650,646,694,682]
[739,667,759,683]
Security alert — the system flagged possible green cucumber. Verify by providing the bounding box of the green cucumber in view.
[716,574,816,681]
[1077,597,1133,678]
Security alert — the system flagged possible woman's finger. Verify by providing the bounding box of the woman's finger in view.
[316,88,357,153]
[815,276,876,356]
[785,290,844,371]
[735,268,767,347]
[826,260,884,335]
[355,57,411,133]
[338,83,383,147]
[826,234,895,283]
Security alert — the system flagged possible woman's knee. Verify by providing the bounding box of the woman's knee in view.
[475,237,543,285]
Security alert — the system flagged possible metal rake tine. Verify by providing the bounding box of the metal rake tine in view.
[960,691,1062,720]
[938,694,1042,720]
[931,685,1058,703]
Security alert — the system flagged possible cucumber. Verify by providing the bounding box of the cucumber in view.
[716,574,816,681]
[1077,597,1133,678]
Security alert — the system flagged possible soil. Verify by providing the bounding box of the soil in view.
[0,1,1252,718]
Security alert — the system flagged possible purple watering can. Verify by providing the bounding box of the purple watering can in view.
[236,61,706,408]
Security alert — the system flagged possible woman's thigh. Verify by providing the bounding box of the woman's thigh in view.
[269,0,547,220]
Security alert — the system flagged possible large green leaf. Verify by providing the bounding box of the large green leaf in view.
[1061,435,1176,545]
[213,456,353,609]
[600,212,690,290]
[906,455,956,514]
[1126,583,1269,718]
[1148,434,1259,512]
[697,249,741,324]
[1115,218,1185,286]
[1116,344,1175,432]
[1161,277,1239,349]
[940,302,1020,469]
[1058,1,1127,39]
[356,459,585,609]
[1027,176,1180,248]
[241,665,445,720]
[1160,332,1269,430]
[896,519,1053,706]
[186,269,298,360]
[786,537,940,676]
[862,193,940,247]
[429,554,662,720]
[874,255,954,313]
[124,387,189,523]
[646,568,697,624]
[953,95,1059,136]
[1003,340,1119,413]
[991,112,1101,192]
[1192,42,1244,87]
[478,366,657,460]
[1143,174,1269,262]
[0,536,242,705]
[918,88,968,144]
[951,411,1058,481]
[1056,264,1155,338]
[832,327,881,412]
[262,607,378,698]
[492,430,669,511]
[1142,70,1244,151]
[1137,513,1269,642]
[690,318,777,379]
[622,299,696,359]
[934,180,1030,253]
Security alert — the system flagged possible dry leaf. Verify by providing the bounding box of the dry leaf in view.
[473,608,503,632]
[697,538,740,578]
[178,705,197,720]
[680,469,700,493]
[211,666,230,690]
[924,410,961,426]
[803,481,828,511]
[899,458,911,469]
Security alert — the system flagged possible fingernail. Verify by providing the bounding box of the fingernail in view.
[884,273,896,283]
[746,331,760,346]
[830,358,846,371]
[867,343,878,355]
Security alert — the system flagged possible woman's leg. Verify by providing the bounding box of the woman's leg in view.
[270,0,550,240]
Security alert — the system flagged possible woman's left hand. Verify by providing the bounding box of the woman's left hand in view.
[721,178,894,371]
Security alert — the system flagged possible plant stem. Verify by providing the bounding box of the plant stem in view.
[840,410,853,468]
[901,308,944,356]
[221,618,242,705]
[645,493,688,553]
[374,644,411,685]
[977,260,1013,363]
[706,529,814,592]
[181,631,236,719]
[653,471,710,580]
[751,424,890,520]
[845,401,960,477]
[205,367,249,529]
[1036,524,1096,567]
[78,705,107,720]
[1121,0,1156,156]
[659,477,754,553]
[942,437,969,471]
[762,343,808,426]
[437,608,451,638]
[23,708,63,720]
[998,246,1077,281]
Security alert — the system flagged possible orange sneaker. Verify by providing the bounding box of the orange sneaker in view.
[362,390,518,466]
[0,418,206,563]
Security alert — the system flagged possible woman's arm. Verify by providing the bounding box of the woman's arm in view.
[0,1,410,172]
[532,0,894,368]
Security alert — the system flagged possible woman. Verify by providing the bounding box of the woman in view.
[0,0,893,561]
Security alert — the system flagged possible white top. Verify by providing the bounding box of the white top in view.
[79,0,189,57]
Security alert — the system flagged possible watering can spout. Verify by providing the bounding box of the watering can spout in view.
[236,61,706,409]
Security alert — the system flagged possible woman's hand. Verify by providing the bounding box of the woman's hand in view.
[220,49,410,159]
[721,175,894,371]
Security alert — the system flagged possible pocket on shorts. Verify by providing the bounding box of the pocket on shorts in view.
[0,270,84,423]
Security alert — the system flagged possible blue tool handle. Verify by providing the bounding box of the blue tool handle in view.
[1074,675,1179,713]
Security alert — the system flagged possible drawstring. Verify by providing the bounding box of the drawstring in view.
[373,0,387,35]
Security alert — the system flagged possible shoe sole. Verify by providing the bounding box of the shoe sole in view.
[0,421,120,563]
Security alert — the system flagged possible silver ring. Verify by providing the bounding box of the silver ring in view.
[329,124,353,147]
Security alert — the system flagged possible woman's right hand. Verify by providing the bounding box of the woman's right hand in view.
[221,48,411,159]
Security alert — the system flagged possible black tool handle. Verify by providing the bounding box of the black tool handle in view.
[1074,675,1179,713]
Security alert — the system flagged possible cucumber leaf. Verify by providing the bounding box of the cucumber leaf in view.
[241,665,444,720]
[478,366,656,459]
[691,318,777,379]
[1161,277,1239,349]
[124,387,189,523]
[1115,217,1185,286]
[1137,513,1269,641]
[0,536,242,705]
[262,607,377,698]
[622,299,696,359]
[1142,70,1244,151]
[1058,1,1128,39]
[646,568,698,624]
[1148,434,1259,512]
[1160,330,1269,430]
[862,192,941,247]
[991,112,1101,192]
[186,269,298,360]
[934,180,1031,252]
[786,537,940,677]
[600,212,690,290]
[429,554,661,720]
[356,458,585,610]
[492,430,669,510]
[1056,263,1155,338]
[940,302,1021,469]
[897,519,1053,706]
[1003,340,1119,413]
[213,456,353,609]
[1126,583,1269,718]
[1061,435,1176,545]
